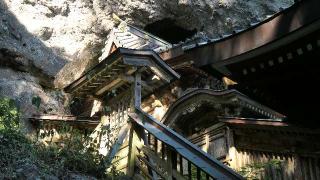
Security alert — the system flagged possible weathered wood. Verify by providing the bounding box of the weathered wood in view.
[179,154,183,174]
[130,110,243,179]
[226,127,237,169]
[140,145,187,180]
[106,124,131,166]
[127,125,139,176]
[136,155,167,179]
[135,160,153,179]
[187,161,192,180]
[123,56,152,66]
[155,138,158,153]
[167,148,174,180]
[197,167,201,180]
[95,78,123,96]
[172,169,187,180]
[140,132,159,180]
[134,72,142,108]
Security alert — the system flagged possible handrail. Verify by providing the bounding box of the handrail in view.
[129,107,244,180]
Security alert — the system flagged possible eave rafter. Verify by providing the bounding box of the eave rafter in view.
[64,48,180,98]
[162,89,286,127]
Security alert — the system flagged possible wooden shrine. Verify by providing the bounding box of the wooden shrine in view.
[30,0,320,179]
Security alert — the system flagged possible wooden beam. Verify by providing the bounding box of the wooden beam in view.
[123,56,151,66]
[95,78,122,96]
[220,118,289,127]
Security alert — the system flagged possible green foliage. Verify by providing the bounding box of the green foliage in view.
[36,122,129,179]
[0,97,20,130]
[238,159,282,180]
[32,96,42,110]
[0,129,35,178]
[0,97,125,179]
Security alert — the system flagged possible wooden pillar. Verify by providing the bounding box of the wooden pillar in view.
[133,72,141,109]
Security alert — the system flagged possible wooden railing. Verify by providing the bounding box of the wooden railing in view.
[127,108,243,180]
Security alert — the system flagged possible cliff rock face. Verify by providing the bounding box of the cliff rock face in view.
[0,0,293,131]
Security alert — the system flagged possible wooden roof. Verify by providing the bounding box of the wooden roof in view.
[99,24,172,61]
[188,0,320,68]
[162,89,286,127]
[64,48,179,98]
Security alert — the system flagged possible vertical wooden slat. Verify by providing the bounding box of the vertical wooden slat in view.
[206,173,210,180]
[161,142,165,159]
[226,127,237,170]
[167,148,173,180]
[289,155,294,180]
[315,158,320,179]
[271,153,277,180]
[172,151,177,180]
[182,157,188,176]
[117,102,120,124]
[309,157,315,180]
[155,138,158,153]
[298,156,305,180]
[264,152,271,179]
[179,154,183,173]
[303,157,309,180]
[205,134,209,153]
[260,151,265,180]
[120,101,124,124]
[281,154,287,180]
[196,167,201,180]
[147,132,151,145]
[188,161,192,180]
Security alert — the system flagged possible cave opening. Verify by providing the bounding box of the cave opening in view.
[144,18,197,44]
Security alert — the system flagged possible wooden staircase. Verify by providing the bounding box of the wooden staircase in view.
[126,108,243,180]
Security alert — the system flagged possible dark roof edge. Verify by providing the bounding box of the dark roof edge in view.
[161,89,285,125]
[64,48,180,93]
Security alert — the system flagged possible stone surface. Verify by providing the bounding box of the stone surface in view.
[16,163,41,180]
[0,68,69,132]
[2,0,295,87]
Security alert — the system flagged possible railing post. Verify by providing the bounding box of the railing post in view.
[197,167,201,180]
[172,150,177,180]
[188,161,192,180]
[127,123,138,176]
[167,148,174,180]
